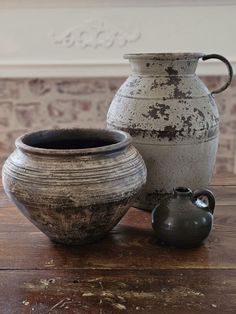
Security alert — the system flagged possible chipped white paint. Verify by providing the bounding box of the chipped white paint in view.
[107,53,232,210]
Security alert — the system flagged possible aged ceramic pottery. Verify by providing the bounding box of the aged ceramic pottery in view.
[107,53,233,210]
[152,187,215,248]
[2,128,146,245]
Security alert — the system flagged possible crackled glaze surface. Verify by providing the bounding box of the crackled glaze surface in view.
[2,128,146,245]
[107,53,226,210]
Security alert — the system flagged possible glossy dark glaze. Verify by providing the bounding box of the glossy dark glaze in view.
[152,187,215,248]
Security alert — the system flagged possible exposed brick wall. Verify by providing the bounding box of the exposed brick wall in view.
[202,76,236,174]
[0,76,235,174]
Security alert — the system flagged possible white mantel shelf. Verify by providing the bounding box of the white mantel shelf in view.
[0,60,234,78]
[0,1,235,78]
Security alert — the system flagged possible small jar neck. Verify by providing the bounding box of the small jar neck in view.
[173,187,192,199]
[175,194,191,200]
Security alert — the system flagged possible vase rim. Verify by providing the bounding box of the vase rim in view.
[15,128,132,156]
[124,52,204,61]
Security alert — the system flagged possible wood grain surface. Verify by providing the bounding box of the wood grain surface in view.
[0,174,235,313]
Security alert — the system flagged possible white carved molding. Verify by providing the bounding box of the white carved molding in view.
[49,19,141,49]
[0,59,235,78]
[0,4,235,77]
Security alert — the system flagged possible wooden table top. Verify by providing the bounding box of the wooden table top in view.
[0,174,235,314]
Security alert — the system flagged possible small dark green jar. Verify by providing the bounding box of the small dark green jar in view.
[152,187,215,248]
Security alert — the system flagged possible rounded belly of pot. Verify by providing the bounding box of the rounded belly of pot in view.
[154,211,213,248]
[2,147,146,244]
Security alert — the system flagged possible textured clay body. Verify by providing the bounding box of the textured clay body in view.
[2,128,146,245]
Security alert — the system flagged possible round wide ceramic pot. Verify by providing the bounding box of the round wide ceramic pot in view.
[2,128,146,245]
[107,52,233,210]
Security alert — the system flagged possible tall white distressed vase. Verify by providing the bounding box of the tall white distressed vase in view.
[107,53,233,210]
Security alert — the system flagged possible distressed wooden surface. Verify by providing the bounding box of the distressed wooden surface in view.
[1,269,235,314]
[0,175,236,313]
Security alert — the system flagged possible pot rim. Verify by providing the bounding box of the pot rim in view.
[15,128,132,156]
[124,52,205,61]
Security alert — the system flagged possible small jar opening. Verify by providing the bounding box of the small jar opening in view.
[174,187,192,196]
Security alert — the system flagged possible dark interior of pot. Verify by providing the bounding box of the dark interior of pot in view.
[22,129,125,150]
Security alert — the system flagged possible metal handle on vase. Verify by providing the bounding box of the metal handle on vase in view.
[191,188,215,214]
[202,54,233,95]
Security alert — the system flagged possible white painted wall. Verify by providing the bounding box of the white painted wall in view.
[0,0,235,77]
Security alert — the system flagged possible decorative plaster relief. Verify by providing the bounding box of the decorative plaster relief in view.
[49,19,141,48]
